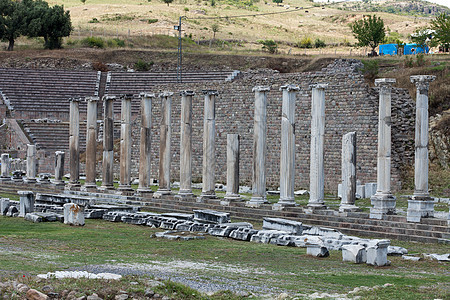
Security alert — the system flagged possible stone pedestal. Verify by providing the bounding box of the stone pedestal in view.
[18,190,34,217]
[25,144,37,183]
[247,86,270,207]
[118,94,134,195]
[407,75,436,222]
[68,98,81,189]
[53,151,65,186]
[177,91,195,200]
[339,132,359,212]
[370,79,396,219]
[274,84,299,210]
[223,134,241,205]
[198,90,219,202]
[63,203,85,226]
[1,153,10,181]
[83,96,99,192]
[308,84,328,209]
[100,95,116,191]
[154,92,173,199]
[137,93,155,196]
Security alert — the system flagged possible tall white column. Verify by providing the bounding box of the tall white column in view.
[246,86,270,207]
[274,84,299,209]
[370,78,396,219]
[25,144,37,183]
[177,90,195,199]
[118,94,134,195]
[53,151,65,186]
[308,84,327,209]
[339,132,358,212]
[68,97,80,189]
[83,96,99,191]
[137,92,154,195]
[407,75,436,222]
[100,95,115,191]
[198,90,219,202]
[223,134,241,204]
[154,92,173,198]
[1,153,10,180]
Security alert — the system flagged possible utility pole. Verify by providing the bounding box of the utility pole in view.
[175,17,184,83]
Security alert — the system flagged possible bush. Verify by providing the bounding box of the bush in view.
[361,59,379,81]
[258,39,277,54]
[81,37,105,48]
[148,18,158,24]
[404,56,414,68]
[298,37,313,48]
[314,38,326,48]
[92,61,108,72]
[88,18,100,23]
[106,38,125,48]
[134,59,154,71]
[416,53,426,67]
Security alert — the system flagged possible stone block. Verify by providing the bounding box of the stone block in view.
[337,184,342,199]
[356,185,365,199]
[160,218,183,230]
[229,227,259,241]
[25,213,43,223]
[161,213,194,221]
[84,209,107,219]
[366,240,390,266]
[6,205,18,217]
[250,230,286,244]
[0,198,10,215]
[262,217,303,235]
[387,246,408,256]
[208,222,253,237]
[193,209,230,224]
[302,225,343,239]
[407,199,434,223]
[18,191,35,218]
[306,244,329,257]
[274,234,294,246]
[174,221,196,231]
[63,203,85,226]
[365,183,377,198]
[342,244,366,263]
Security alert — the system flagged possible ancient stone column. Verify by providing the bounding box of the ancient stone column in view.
[53,151,65,186]
[247,86,270,207]
[370,78,396,219]
[25,144,37,183]
[274,84,299,210]
[68,97,81,188]
[339,132,358,212]
[1,153,10,180]
[407,75,436,222]
[101,95,116,191]
[137,92,154,196]
[198,90,219,202]
[308,84,328,209]
[18,190,34,217]
[223,134,241,204]
[154,92,173,198]
[118,94,134,195]
[177,91,195,199]
[83,96,99,191]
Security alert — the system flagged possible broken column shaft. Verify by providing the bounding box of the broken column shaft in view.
[138,92,154,195]
[118,94,134,194]
[84,96,99,191]
[101,95,116,190]
[68,98,81,188]
[340,131,358,212]
[224,134,241,202]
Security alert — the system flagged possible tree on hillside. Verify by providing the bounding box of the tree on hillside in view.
[410,27,436,49]
[0,0,28,51]
[162,0,174,6]
[350,15,385,55]
[431,12,450,49]
[211,23,219,40]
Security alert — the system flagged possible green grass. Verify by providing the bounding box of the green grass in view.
[0,216,449,299]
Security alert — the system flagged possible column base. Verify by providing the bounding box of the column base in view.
[153,189,172,199]
[369,193,396,219]
[67,182,81,191]
[245,196,268,208]
[221,194,243,206]
[136,188,154,198]
[98,185,115,192]
[307,201,327,210]
[196,193,217,203]
[117,185,134,196]
[24,178,37,184]
[407,196,434,223]
[339,204,360,213]
[175,192,195,201]
[52,180,65,187]
[82,184,98,192]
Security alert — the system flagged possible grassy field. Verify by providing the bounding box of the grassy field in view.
[0,216,449,299]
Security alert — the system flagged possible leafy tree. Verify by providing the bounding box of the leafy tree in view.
[0,0,28,51]
[162,0,173,6]
[410,27,436,49]
[258,39,277,54]
[273,0,283,4]
[431,12,450,48]
[350,15,385,54]
[211,23,219,40]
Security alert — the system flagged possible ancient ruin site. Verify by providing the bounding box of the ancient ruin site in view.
[0,0,450,298]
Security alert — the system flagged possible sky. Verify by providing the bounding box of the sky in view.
[426,0,450,8]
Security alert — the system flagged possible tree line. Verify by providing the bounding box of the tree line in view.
[0,0,72,51]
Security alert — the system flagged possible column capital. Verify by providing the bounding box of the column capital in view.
[120,94,134,100]
[252,86,270,93]
[69,97,82,103]
[410,75,436,89]
[180,90,195,96]
[159,91,174,98]
[140,92,156,98]
[375,78,396,87]
[280,84,300,92]
[55,150,65,155]
[310,83,328,90]
[85,96,100,103]
[102,95,117,101]
[18,190,34,196]
[202,90,219,96]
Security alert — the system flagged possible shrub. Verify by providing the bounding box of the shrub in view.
[92,61,108,72]
[298,37,313,48]
[361,59,379,81]
[134,59,154,71]
[258,39,277,54]
[404,56,414,68]
[184,7,189,11]
[81,37,105,48]
[148,18,158,24]
[88,18,99,23]
[314,38,326,48]
[416,53,426,67]
[106,38,125,48]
